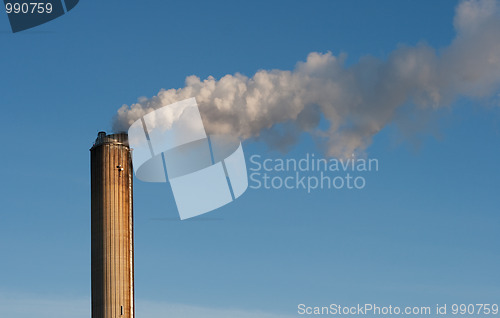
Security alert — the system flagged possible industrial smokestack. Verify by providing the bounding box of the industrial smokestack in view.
[90,132,135,318]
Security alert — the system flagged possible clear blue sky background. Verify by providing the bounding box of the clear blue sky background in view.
[0,1,499,317]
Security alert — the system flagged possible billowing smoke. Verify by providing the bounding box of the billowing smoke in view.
[113,0,500,157]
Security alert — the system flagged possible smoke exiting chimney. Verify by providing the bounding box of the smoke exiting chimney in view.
[90,132,135,318]
[112,0,500,158]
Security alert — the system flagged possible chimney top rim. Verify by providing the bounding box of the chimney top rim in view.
[91,131,129,150]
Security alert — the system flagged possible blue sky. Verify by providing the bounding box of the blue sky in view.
[0,1,499,317]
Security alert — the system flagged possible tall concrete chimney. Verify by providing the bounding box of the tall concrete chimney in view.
[90,132,135,318]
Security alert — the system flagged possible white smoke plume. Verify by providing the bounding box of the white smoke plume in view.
[113,0,500,157]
